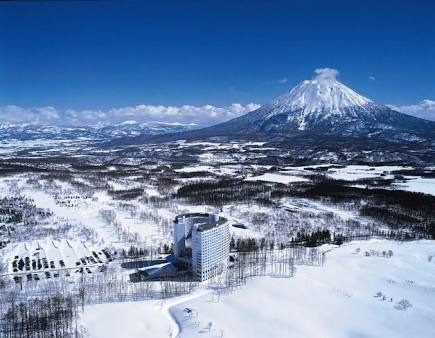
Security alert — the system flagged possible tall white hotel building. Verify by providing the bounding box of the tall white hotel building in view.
[173,213,230,281]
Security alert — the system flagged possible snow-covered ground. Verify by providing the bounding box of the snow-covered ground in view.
[4,239,109,278]
[0,175,173,247]
[245,172,309,184]
[324,165,408,181]
[171,240,435,338]
[79,240,435,338]
[80,301,174,338]
[393,177,435,196]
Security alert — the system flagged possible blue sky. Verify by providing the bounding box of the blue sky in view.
[1,0,435,125]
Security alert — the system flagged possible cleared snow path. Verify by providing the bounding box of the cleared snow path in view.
[165,290,210,338]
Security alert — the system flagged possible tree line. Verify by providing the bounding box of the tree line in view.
[0,294,82,338]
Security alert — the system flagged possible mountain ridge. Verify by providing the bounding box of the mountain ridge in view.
[164,71,435,143]
[100,71,435,165]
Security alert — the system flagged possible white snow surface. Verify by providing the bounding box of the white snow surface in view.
[80,301,173,338]
[264,75,373,129]
[393,177,435,196]
[171,240,435,338]
[245,173,309,184]
[79,240,435,338]
[5,239,107,274]
[268,79,371,116]
[326,165,407,181]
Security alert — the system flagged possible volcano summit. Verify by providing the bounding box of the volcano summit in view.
[190,68,434,143]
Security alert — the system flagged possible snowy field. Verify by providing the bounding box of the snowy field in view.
[1,138,434,337]
[323,165,406,181]
[0,175,173,247]
[79,239,435,338]
[393,177,435,196]
[80,300,174,338]
[245,172,309,184]
[4,239,111,280]
[1,162,433,282]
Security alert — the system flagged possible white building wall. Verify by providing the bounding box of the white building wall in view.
[173,217,196,257]
[192,222,230,281]
[173,222,186,257]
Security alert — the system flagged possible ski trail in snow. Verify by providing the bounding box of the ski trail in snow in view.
[163,289,209,338]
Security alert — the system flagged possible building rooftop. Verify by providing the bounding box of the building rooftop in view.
[174,212,210,224]
[194,219,227,232]
[174,213,227,232]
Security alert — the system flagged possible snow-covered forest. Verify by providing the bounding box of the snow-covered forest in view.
[0,140,434,337]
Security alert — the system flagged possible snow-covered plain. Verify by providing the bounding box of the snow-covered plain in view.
[325,165,404,181]
[0,175,173,247]
[171,240,435,338]
[245,172,309,184]
[393,177,435,196]
[78,240,435,338]
[80,301,173,338]
[1,135,434,338]
[279,164,435,195]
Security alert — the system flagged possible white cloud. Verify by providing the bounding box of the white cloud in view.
[314,67,339,81]
[0,102,261,127]
[278,78,288,84]
[388,99,435,121]
[0,105,61,125]
[369,75,376,81]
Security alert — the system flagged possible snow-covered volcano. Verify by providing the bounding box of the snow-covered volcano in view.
[264,68,374,130]
[194,68,435,141]
[109,69,434,166]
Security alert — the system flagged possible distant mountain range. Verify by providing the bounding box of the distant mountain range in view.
[3,77,434,144]
[0,121,197,142]
[2,75,434,165]
[149,75,435,144]
[107,75,433,165]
